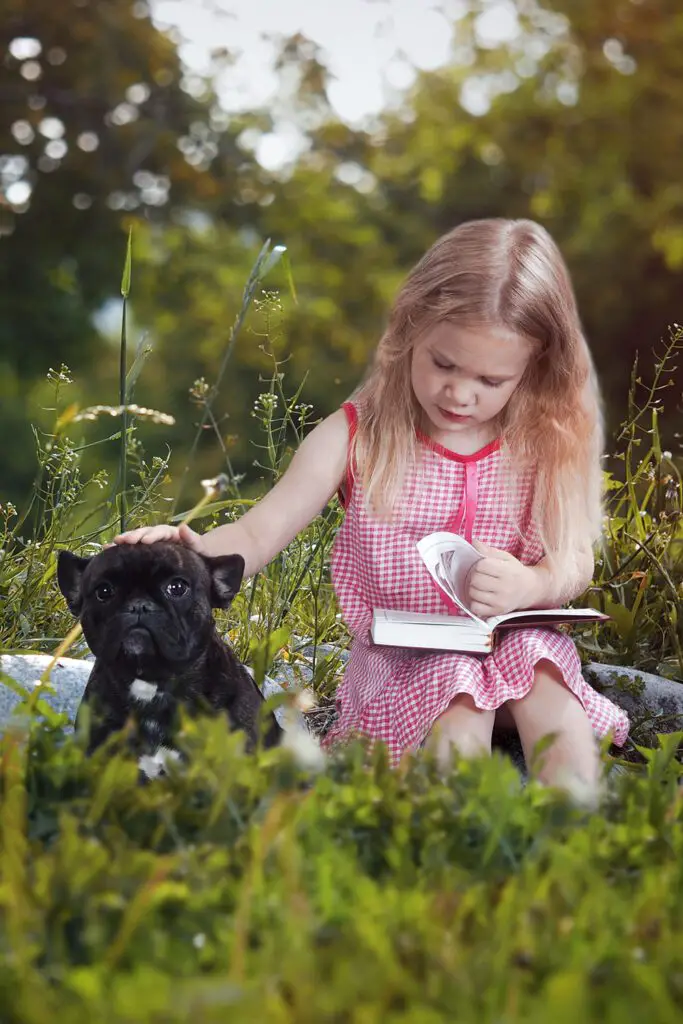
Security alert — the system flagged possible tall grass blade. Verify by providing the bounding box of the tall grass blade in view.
[118,229,133,533]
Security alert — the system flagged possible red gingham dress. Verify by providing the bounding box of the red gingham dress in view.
[323,401,629,764]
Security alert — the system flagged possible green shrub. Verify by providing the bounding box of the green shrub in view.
[1,713,683,1022]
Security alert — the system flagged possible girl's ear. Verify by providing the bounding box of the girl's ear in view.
[57,551,92,616]
[204,554,245,608]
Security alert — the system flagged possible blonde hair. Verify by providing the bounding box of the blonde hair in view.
[351,218,604,574]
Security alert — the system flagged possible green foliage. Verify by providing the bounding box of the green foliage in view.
[587,328,683,679]
[0,0,262,499]
[0,363,171,652]
[1,711,683,1022]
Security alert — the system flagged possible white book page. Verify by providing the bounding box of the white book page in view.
[416,532,489,630]
[486,607,608,628]
[375,609,485,632]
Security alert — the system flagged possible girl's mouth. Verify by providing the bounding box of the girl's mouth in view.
[438,407,471,423]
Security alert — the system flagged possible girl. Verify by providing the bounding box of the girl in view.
[115,218,629,795]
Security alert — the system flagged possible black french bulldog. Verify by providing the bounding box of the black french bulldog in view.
[57,541,281,776]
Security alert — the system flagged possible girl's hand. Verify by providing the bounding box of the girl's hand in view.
[466,540,540,618]
[111,522,208,555]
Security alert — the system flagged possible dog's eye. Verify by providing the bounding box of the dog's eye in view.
[94,581,114,602]
[166,577,189,599]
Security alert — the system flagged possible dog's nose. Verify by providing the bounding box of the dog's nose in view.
[125,597,154,615]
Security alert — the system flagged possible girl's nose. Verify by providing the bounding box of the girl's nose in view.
[446,380,474,407]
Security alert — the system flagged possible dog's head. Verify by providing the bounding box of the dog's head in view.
[57,542,244,679]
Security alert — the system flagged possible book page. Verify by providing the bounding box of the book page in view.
[416,532,488,630]
[416,533,607,635]
[487,607,609,629]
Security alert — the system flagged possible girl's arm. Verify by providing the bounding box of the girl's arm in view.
[202,409,349,574]
[115,408,350,578]
[527,545,595,608]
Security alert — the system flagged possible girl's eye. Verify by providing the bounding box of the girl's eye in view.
[166,577,189,599]
[482,378,504,388]
[432,357,453,371]
[95,581,115,602]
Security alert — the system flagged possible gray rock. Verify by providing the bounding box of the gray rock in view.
[274,643,349,690]
[0,653,87,729]
[0,654,301,732]
[584,661,683,738]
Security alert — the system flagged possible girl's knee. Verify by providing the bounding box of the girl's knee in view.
[509,661,602,801]
[428,693,495,767]
[436,692,495,734]
[511,659,581,728]
[429,725,492,770]
[535,735,603,807]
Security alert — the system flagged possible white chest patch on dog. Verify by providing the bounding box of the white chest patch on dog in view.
[130,678,158,703]
[137,746,181,779]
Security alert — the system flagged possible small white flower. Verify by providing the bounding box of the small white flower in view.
[201,473,230,497]
[282,718,325,772]
[193,933,206,949]
[294,688,317,713]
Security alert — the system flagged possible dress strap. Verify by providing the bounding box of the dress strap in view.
[337,401,358,509]
[436,461,480,614]
[462,461,478,542]
[443,461,479,543]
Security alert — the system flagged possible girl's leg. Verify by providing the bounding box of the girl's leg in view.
[508,659,601,799]
[427,693,495,769]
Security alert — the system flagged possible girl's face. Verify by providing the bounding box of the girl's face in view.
[411,321,533,443]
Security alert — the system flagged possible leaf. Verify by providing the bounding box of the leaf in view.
[601,596,635,640]
[526,731,559,776]
[257,243,288,281]
[634,732,683,779]
[125,333,153,402]
[169,498,258,523]
[86,754,138,827]
[602,472,623,492]
[280,248,298,304]
[0,669,61,726]
[54,402,80,434]
[248,626,290,687]
[120,227,133,298]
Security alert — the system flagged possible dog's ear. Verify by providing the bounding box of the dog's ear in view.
[205,554,245,609]
[57,551,92,616]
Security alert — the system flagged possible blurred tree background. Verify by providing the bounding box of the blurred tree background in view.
[1,0,681,511]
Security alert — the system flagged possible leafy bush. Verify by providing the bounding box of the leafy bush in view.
[1,711,683,1022]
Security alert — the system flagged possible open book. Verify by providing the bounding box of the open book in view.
[370,531,608,654]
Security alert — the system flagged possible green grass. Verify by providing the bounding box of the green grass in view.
[1,714,683,1022]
